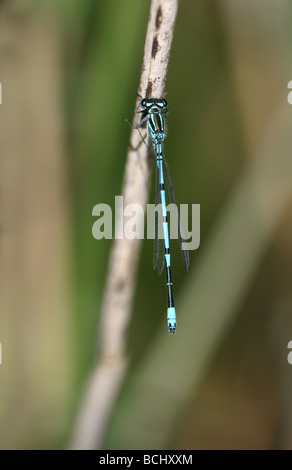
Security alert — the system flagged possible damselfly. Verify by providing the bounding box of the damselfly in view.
[129,97,189,334]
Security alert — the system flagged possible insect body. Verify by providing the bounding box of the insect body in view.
[131,98,189,334]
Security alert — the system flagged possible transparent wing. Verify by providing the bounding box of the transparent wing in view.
[162,144,190,272]
[153,157,165,275]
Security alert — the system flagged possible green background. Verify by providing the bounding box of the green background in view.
[0,0,292,449]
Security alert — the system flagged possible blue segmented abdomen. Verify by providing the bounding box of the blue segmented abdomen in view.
[155,141,176,334]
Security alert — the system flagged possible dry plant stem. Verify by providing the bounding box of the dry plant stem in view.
[69,0,179,450]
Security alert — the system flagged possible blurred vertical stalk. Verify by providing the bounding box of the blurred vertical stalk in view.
[222,0,292,449]
[69,0,179,450]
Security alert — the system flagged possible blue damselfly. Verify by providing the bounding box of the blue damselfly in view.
[129,97,189,334]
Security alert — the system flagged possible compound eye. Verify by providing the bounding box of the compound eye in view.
[140,99,147,108]
[162,99,168,108]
